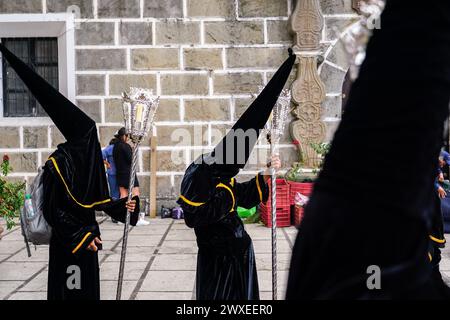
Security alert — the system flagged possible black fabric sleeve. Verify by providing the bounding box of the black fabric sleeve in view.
[96,196,140,226]
[179,185,235,228]
[235,172,269,209]
[42,167,100,257]
[124,143,132,165]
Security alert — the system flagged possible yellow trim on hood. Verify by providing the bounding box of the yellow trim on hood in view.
[255,173,263,202]
[179,195,206,207]
[216,183,235,212]
[48,157,111,209]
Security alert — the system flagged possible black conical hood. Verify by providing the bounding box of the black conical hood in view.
[0,43,95,141]
[207,49,296,176]
[0,43,112,207]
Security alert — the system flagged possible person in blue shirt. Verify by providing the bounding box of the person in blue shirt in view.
[102,138,120,200]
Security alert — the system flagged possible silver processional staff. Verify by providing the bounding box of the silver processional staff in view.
[116,87,159,300]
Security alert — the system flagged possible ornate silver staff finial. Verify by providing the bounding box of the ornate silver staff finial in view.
[269,89,292,147]
[121,87,159,144]
[116,87,159,300]
[262,88,292,301]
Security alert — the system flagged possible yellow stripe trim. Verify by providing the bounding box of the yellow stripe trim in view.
[429,235,446,244]
[230,178,235,187]
[179,195,206,207]
[49,157,111,209]
[216,183,235,212]
[255,173,263,202]
[428,252,433,262]
[72,232,92,254]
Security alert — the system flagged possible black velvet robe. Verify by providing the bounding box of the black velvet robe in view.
[0,42,140,300]
[178,163,269,300]
[286,0,450,299]
[176,51,294,300]
[43,128,139,300]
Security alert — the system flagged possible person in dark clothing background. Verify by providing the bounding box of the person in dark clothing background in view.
[113,127,139,198]
[102,138,120,201]
[103,138,120,223]
[286,0,450,299]
[0,43,140,300]
[113,127,148,226]
[178,51,295,300]
[428,152,450,297]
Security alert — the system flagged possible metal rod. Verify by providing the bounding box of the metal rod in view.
[271,144,278,301]
[116,143,139,300]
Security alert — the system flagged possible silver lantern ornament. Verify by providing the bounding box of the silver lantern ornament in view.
[121,87,159,144]
[116,87,159,300]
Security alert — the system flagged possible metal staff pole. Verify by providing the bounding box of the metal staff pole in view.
[116,88,159,300]
[270,141,278,301]
[116,142,139,300]
[266,88,291,301]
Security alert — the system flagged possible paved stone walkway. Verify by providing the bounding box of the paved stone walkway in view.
[1,216,450,300]
[0,216,297,300]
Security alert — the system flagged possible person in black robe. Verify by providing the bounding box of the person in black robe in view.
[177,51,296,300]
[286,0,450,299]
[0,43,140,300]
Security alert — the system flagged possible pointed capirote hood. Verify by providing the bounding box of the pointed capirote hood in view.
[177,50,296,207]
[205,49,296,177]
[0,43,95,141]
[0,42,112,208]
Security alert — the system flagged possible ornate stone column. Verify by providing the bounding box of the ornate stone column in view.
[352,0,363,13]
[289,0,326,167]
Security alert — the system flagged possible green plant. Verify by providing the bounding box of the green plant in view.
[0,155,26,230]
[310,142,331,172]
[310,142,331,158]
[285,162,315,182]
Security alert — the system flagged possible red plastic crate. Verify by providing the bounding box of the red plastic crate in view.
[259,204,291,228]
[262,218,291,228]
[264,178,291,209]
[261,211,291,228]
[288,182,314,205]
[260,204,290,217]
[259,178,291,228]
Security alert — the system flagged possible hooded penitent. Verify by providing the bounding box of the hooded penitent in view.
[286,0,450,299]
[0,43,139,300]
[179,49,296,207]
[177,50,296,300]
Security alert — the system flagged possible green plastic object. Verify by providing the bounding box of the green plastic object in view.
[237,206,256,218]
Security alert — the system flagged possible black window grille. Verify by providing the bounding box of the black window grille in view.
[1,37,58,117]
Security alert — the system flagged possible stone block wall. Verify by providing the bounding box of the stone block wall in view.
[0,0,299,208]
[0,0,359,207]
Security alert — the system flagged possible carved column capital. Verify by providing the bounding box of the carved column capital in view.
[290,0,324,51]
[352,0,363,14]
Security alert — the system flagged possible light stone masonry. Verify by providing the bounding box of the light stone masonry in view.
[0,0,354,207]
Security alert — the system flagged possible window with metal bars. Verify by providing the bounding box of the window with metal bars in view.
[1,37,58,117]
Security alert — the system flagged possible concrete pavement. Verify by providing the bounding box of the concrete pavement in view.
[1,216,449,300]
[0,216,296,300]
